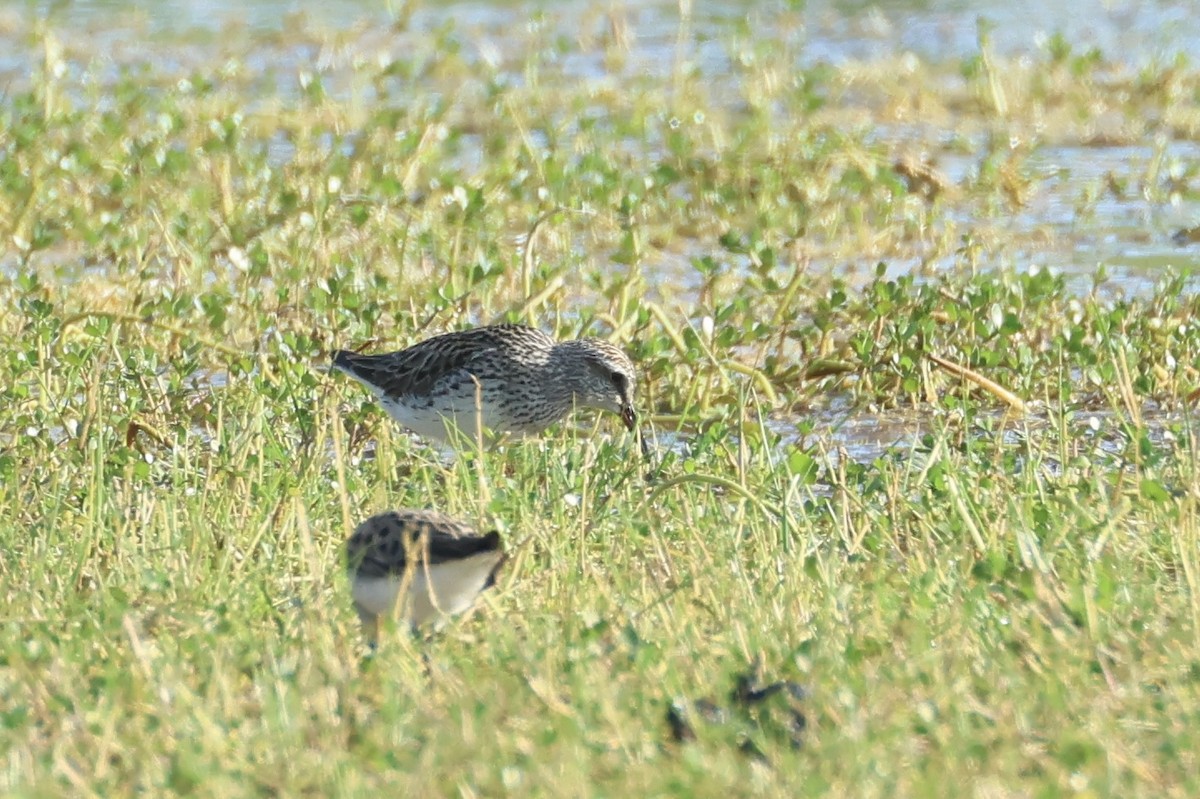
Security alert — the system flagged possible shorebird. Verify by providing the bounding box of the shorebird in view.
[330,323,637,446]
[346,509,505,642]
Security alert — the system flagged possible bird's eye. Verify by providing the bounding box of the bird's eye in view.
[609,371,625,388]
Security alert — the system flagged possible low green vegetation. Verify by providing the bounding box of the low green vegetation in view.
[2,5,1199,796]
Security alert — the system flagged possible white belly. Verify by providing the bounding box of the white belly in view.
[351,551,502,627]
[379,395,492,445]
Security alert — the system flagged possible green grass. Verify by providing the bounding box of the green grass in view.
[3,6,1200,796]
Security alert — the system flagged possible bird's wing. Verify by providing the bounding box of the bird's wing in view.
[332,325,544,397]
[423,530,503,564]
[348,529,502,577]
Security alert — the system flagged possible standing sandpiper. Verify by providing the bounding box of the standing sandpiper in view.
[331,324,637,445]
[346,509,506,641]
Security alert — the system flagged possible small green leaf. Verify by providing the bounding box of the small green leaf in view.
[1139,479,1171,503]
[786,449,818,484]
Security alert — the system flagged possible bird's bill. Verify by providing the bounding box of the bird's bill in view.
[638,427,652,460]
[621,405,637,431]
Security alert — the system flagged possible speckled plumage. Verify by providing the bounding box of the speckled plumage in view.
[346,509,505,640]
[331,324,638,445]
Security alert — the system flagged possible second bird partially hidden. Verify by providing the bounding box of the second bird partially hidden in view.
[332,323,637,446]
[346,508,506,642]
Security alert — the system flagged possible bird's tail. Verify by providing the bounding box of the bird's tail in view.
[483,531,505,589]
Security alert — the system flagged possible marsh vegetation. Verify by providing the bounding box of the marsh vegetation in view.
[3,0,1200,795]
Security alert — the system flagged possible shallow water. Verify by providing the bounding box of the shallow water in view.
[18,0,1200,63]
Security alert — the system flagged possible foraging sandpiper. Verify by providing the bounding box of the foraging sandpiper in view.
[346,509,505,641]
[331,324,637,445]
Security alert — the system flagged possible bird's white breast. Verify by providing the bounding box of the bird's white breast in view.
[378,389,503,445]
[350,550,503,627]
